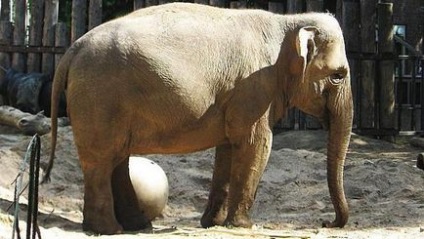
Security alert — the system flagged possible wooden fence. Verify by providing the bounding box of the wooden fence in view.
[0,0,423,138]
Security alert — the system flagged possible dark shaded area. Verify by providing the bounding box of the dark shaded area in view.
[0,68,67,117]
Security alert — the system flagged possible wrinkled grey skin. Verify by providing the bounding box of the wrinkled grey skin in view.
[44,3,353,235]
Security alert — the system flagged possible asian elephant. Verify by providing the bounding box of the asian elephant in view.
[43,2,353,235]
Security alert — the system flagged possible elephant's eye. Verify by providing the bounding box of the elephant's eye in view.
[329,73,344,85]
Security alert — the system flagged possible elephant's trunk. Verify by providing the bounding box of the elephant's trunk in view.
[323,78,353,228]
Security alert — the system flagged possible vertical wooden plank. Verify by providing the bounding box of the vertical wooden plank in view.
[12,0,25,72]
[194,0,210,5]
[341,0,360,131]
[342,0,360,52]
[268,1,285,13]
[27,0,44,73]
[0,21,12,85]
[306,0,323,12]
[134,0,145,10]
[287,0,302,13]
[158,0,170,4]
[378,2,395,141]
[210,0,227,8]
[89,0,102,30]
[72,0,87,43]
[55,22,69,68]
[359,0,378,129]
[145,0,159,7]
[0,0,11,21]
[42,0,59,75]
[230,1,247,9]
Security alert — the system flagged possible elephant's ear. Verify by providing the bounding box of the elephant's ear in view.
[295,26,319,81]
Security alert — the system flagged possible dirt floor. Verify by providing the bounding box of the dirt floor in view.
[0,124,424,238]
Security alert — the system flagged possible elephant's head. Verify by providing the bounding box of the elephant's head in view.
[278,14,353,228]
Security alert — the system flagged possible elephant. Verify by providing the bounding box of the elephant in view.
[43,2,353,235]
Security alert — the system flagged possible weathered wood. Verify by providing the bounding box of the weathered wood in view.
[287,0,302,13]
[134,0,145,10]
[230,1,246,9]
[268,1,285,13]
[194,0,209,5]
[0,106,51,135]
[55,22,69,68]
[306,0,323,12]
[158,0,170,4]
[210,0,227,8]
[0,0,11,21]
[378,2,395,142]
[27,0,44,73]
[0,20,12,105]
[12,0,26,72]
[342,0,360,52]
[359,0,378,129]
[42,0,59,75]
[72,0,87,43]
[89,0,102,30]
[359,60,376,128]
[145,0,159,7]
[0,21,12,71]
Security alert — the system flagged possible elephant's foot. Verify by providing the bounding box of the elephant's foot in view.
[200,208,227,228]
[224,213,253,228]
[112,156,152,231]
[321,218,347,228]
[116,210,152,231]
[82,216,123,235]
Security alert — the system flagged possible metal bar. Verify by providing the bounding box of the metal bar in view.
[411,57,418,131]
[396,58,403,131]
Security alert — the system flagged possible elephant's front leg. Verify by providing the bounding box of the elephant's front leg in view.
[225,120,272,228]
[112,157,152,231]
[201,144,232,228]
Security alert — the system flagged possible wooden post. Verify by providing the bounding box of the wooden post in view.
[89,0,102,30]
[359,0,378,130]
[158,0,170,4]
[230,1,246,9]
[306,0,323,12]
[55,22,69,68]
[341,0,360,131]
[287,0,302,13]
[134,0,145,10]
[194,0,209,5]
[377,2,395,141]
[0,0,11,21]
[72,0,87,43]
[145,0,159,7]
[12,0,26,72]
[268,1,285,13]
[42,0,59,75]
[210,0,227,8]
[27,0,44,73]
[342,0,360,52]
[0,20,12,91]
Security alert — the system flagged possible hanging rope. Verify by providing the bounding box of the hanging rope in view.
[12,134,42,239]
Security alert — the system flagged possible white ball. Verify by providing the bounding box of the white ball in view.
[129,156,169,220]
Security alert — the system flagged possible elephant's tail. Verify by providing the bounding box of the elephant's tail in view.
[41,48,74,184]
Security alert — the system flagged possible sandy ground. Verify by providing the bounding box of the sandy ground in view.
[0,124,424,239]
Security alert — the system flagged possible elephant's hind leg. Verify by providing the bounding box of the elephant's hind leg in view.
[201,144,232,228]
[80,151,122,234]
[112,157,152,231]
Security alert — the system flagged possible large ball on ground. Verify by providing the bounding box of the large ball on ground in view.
[129,156,169,220]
